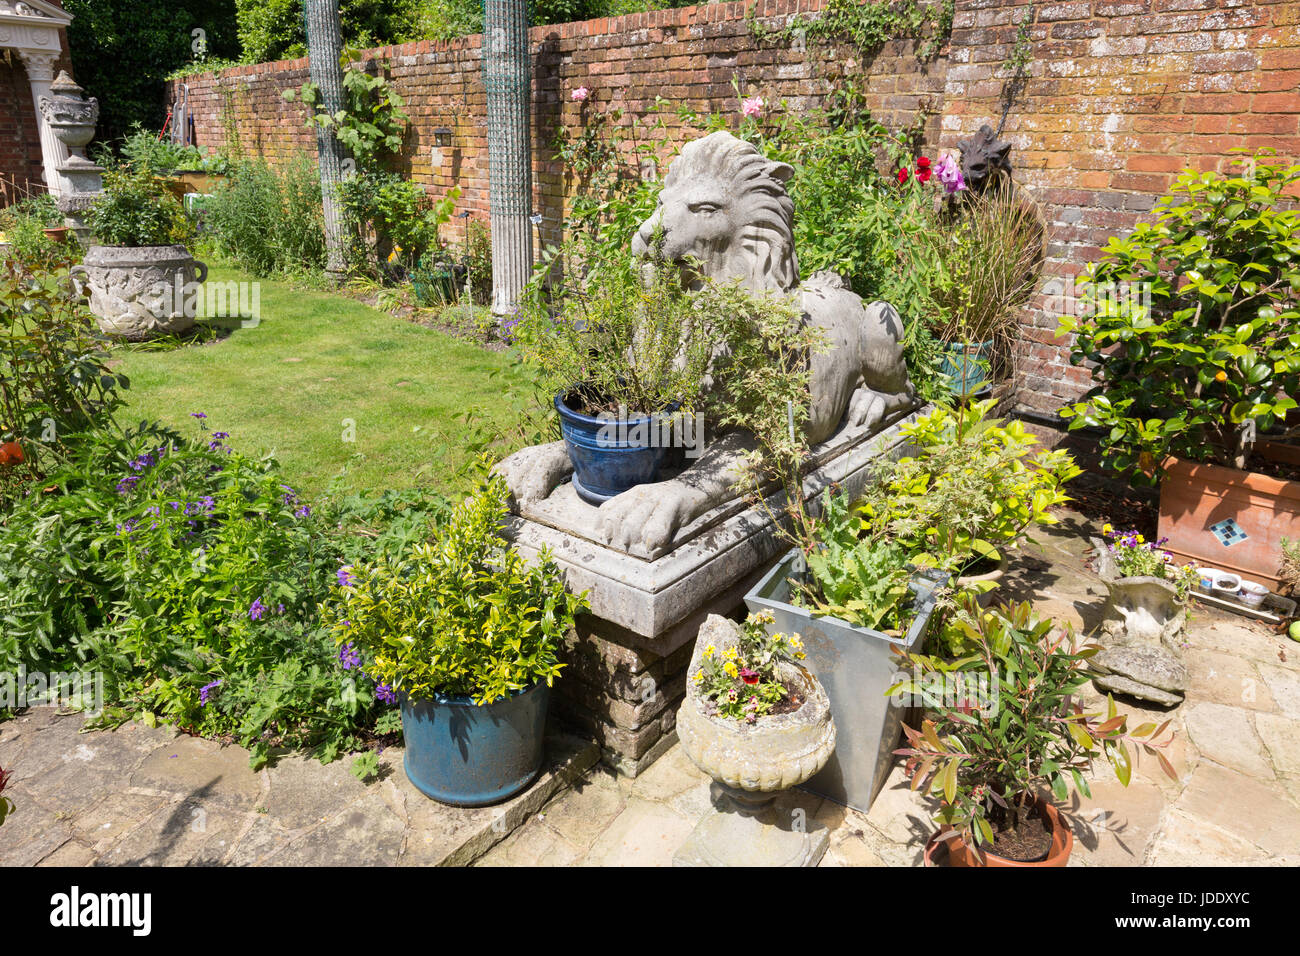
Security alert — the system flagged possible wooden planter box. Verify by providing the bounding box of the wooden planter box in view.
[1158,443,1300,590]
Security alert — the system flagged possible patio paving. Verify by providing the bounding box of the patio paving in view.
[475,510,1300,867]
[2,509,1297,866]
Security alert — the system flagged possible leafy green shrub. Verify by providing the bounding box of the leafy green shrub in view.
[112,126,227,174]
[1059,153,1300,479]
[891,599,1176,858]
[801,490,916,634]
[518,252,733,416]
[0,194,79,271]
[324,474,588,704]
[0,258,122,503]
[0,411,451,768]
[857,400,1081,575]
[236,0,423,63]
[336,172,458,277]
[88,168,194,247]
[203,154,326,276]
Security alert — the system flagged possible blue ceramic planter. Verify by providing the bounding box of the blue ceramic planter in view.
[555,387,683,505]
[399,681,549,807]
[940,340,994,398]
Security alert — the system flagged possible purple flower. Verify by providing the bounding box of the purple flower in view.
[295,504,311,519]
[337,566,355,588]
[339,642,362,670]
[375,683,396,704]
[935,154,965,194]
[191,412,207,420]
[199,678,222,706]
[249,598,267,621]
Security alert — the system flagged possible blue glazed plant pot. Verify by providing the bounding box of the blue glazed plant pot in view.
[399,681,550,807]
[555,386,684,505]
[940,340,995,398]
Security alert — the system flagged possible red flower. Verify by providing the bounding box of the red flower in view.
[0,441,24,467]
[897,167,910,185]
[915,156,933,183]
[739,667,759,685]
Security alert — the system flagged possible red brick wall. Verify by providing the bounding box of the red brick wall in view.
[0,3,74,204]
[0,56,46,200]
[168,0,1300,412]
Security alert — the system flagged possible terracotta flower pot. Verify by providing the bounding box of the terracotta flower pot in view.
[928,797,1073,868]
[1158,448,1300,591]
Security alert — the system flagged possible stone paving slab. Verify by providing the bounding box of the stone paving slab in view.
[0,712,598,867]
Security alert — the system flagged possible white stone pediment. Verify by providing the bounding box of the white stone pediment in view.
[0,1,74,26]
[0,0,71,56]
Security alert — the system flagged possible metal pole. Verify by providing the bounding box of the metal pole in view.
[484,0,533,314]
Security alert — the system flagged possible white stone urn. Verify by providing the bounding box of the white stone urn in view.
[1088,537,1188,707]
[72,245,208,341]
[674,614,836,866]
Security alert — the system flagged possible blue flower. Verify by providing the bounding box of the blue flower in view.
[191,412,207,419]
[295,504,311,519]
[339,642,362,670]
[337,566,355,588]
[249,598,267,621]
[375,682,396,704]
[199,678,222,706]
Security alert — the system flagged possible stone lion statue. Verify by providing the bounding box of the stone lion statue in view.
[496,130,916,554]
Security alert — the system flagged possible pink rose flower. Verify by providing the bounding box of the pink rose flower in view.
[571,86,589,102]
[741,96,763,118]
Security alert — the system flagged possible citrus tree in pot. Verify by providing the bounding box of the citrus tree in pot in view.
[1059,152,1300,589]
[324,476,588,806]
[891,599,1178,867]
[76,167,205,341]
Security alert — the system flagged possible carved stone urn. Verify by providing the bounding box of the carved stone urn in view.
[1087,537,1189,707]
[37,71,105,239]
[72,245,207,341]
[674,614,836,866]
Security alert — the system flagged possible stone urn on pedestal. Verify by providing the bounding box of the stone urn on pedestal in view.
[674,614,837,867]
[37,71,105,243]
[1088,537,1189,706]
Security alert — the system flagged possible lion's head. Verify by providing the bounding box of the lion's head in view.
[631,131,798,294]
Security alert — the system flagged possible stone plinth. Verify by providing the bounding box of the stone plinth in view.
[505,409,923,775]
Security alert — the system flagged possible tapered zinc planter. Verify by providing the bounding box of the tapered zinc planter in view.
[399,681,549,807]
[1158,445,1300,591]
[745,551,947,813]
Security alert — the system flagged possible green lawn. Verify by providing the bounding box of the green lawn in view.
[114,266,526,497]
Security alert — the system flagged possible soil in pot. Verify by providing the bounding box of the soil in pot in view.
[701,679,805,719]
[956,553,1001,579]
[984,800,1054,861]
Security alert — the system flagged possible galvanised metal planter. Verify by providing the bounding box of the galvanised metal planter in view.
[399,681,549,807]
[555,387,683,505]
[745,550,947,813]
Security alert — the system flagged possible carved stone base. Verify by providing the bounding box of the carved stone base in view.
[507,408,923,774]
[673,787,829,867]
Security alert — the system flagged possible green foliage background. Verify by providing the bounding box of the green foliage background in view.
[64,0,243,143]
